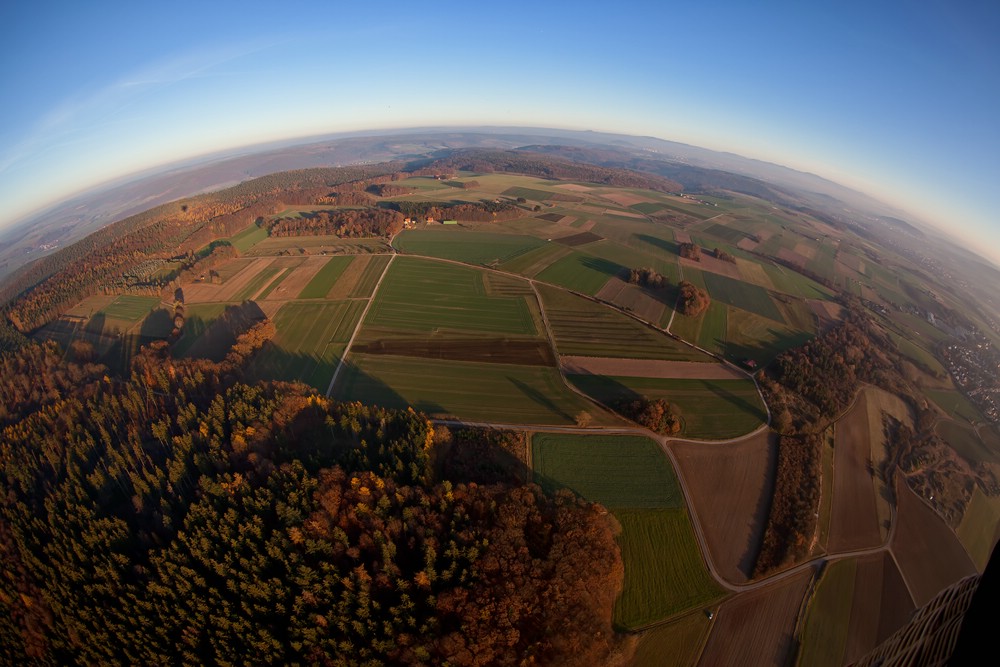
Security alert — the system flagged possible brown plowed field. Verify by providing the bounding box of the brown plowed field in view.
[891,477,977,606]
[698,566,814,667]
[828,391,883,552]
[561,356,743,380]
[680,255,742,280]
[671,431,775,583]
[842,552,915,664]
[353,338,556,366]
[777,247,811,267]
[599,191,656,207]
[554,231,603,246]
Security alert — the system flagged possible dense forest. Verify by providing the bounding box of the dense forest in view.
[0,336,625,665]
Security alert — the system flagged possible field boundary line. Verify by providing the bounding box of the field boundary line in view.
[325,253,396,397]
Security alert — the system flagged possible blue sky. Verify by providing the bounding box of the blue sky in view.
[2,1,998,261]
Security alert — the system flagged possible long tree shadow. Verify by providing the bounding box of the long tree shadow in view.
[705,380,768,422]
[508,377,575,423]
[738,432,778,578]
[636,233,680,257]
[579,255,627,280]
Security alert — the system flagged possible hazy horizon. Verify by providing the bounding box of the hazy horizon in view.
[2,2,998,262]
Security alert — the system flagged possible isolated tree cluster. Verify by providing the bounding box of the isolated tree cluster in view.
[676,280,710,316]
[626,267,668,289]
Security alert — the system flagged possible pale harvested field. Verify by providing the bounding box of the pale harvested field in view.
[603,192,657,207]
[184,258,273,303]
[562,356,744,380]
[595,278,667,324]
[843,552,915,665]
[576,219,596,231]
[736,237,759,251]
[736,258,775,289]
[519,244,573,277]
[866,389,914,539]
[698,566,814,667]
[777,247,811,267]
[555,183,593,192]
[671,431,775,583]
[828,390,883,552]
[674,231,692,244]
[257,301,285,319]
[793,241,818,260]
[326,254,371,300]
[605,208,646,219]
[680,255,742,280]
[891,477,977,607]
[270,255,339,300]
[556,216,577,226]
[808,299,843,330]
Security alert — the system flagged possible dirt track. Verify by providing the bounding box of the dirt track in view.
[561,356,744,380]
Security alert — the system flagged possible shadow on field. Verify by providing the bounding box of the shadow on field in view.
[579,255,627,280]
[738,432,779,578]
[181,302,267,362]
[509,377,574,423]
[636,233,680,257]
[720,327,812,366]
[705,381,767,422]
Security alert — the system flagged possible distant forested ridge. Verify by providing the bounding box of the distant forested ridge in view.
[0,336,624,665]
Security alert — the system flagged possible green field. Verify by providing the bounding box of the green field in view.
[171,304,229,357]
[613,509,725,629]
[762,263,834,299]
[502,186,580,202]
[100,295,161,322]
[255,267,293,300]
[249,236,391,255]
[670,300,727,354]
[498,242,571,277]
[349,255,391,298]
[937,420,999,464]
[702,223,751,244]
[333,354,603,425]
[568,375,767,439]
[234,266,281,301]
[535,251,621,295]
[724,308,813,364]
[532,434,680,509]
[248,300,365,390]
[631,612,712,667]
[957,486,1000,571]
[578,240,680,284]
[796,559,857,667]
[925,389,984,423]
[362,257,537,336]
[229,223,269,253]
[538,284,704,361]
[701,272,785,323]
[298,256,356,299]
[394,229,546,265]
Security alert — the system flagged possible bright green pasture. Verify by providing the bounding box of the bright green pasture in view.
[498,242,571,277]
[535,250,620,295]
[796,559,857,667]
[568,375,767,439]
[255,267,293,300]
[297,256,355,299]
[532,434,681,509]
[229,223,268,252]
[537,285,705,361]
[99,295,160,322]
[393,229,546,265]
[701,272,785,323]
[613,509,725,629]
[363,257,536,336]
[249,300,365,390]
[333,354,603,425]
[925,389,985,423]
